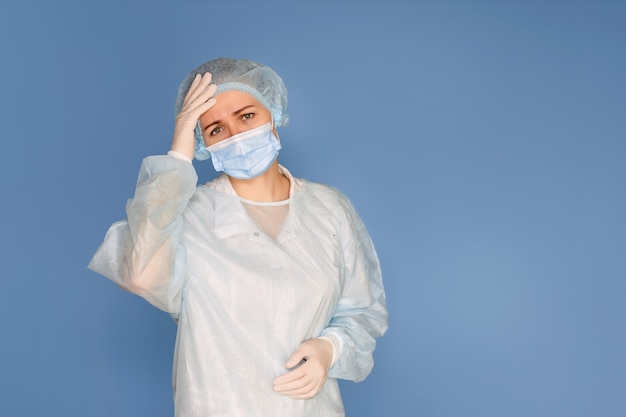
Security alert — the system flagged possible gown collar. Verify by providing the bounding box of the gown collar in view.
[205,164,301,242]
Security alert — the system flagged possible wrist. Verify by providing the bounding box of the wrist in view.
[318,335,340,367]
[167,150,192,163]
[170,139,195,161]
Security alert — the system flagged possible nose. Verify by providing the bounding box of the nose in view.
[228,123,244,137]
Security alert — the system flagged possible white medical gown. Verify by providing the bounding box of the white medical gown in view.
[88,155,387,417]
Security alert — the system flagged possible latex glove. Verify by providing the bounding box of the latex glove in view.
[170,72,217,161]
[273,338,334,399]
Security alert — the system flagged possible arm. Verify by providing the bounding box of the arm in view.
[88,155,197,314]
[321,200,388,382]
[88,72,217,315]
[273,196,388,398]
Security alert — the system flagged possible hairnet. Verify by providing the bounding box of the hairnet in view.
[175,58,289,160]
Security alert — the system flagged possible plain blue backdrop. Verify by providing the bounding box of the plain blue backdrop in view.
[1,1,625,416]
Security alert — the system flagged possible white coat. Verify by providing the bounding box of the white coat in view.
[89,155,387,417]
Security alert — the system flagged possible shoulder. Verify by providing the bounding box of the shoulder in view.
[301,178,347,201]
[297,178,358,219]
[280,164,353,212]
[186,176,236,215]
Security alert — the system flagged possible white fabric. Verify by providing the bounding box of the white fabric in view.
[168,149,192,163]
[318,334,342,366]
[88,155,387,417]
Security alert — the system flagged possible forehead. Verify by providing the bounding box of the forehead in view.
[200,90,268,123]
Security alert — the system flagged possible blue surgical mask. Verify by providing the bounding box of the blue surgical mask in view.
[206,122,281,180]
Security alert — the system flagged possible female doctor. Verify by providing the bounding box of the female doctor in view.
[89,57,387,417]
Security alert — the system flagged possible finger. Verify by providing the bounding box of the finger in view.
[201,71,213,84]
[274,372,311,390]
[275,380,319,399]
[276,371,327,397]
[285,356,304,369]
[193,97,217,118]
[273,364,307,386]
[183,84,212,111]
[183,73,214,106]
[274,369,325,399]
[180,85,217,118]
[184,82,216,109]
[184,73,202,100]
[190,73,201,87]
[206,82,217,96]
[287,390,317,400]
[188,88,217,116]
[285,346,308,369]
[273,379,314,396]
[274,380,311,395]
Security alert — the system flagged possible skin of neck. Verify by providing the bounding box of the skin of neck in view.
[227,159,290,202]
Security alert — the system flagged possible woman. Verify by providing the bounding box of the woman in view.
[89,58,387,417]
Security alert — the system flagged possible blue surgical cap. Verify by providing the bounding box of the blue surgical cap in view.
[175,58,289,160]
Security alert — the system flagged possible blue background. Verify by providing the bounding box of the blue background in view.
[1,1,625,416]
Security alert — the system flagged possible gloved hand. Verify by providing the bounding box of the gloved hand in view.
[273,338,334,399]
[170,72,217,161]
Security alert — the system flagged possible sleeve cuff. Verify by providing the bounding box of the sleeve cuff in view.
[167,150,193,163]
[318,334,343,366]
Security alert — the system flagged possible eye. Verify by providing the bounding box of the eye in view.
[242,113,253,120]
[210,126,223,136]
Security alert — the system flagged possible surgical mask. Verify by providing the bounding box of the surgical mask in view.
[206,122,281,180]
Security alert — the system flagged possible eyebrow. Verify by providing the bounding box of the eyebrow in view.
[203,104,257,132]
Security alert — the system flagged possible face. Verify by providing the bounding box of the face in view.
[199,90,273,147]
